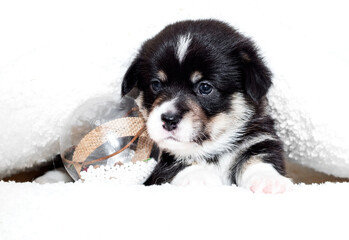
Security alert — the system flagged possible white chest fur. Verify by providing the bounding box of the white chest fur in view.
[171,153,236,186]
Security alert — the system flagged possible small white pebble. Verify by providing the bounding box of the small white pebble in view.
[80,159,157,184]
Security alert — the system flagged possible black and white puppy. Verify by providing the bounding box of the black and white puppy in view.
[122,19,293,193]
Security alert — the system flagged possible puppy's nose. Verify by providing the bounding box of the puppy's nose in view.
[161,113,180,131]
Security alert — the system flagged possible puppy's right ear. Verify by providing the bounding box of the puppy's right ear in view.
[121,58,140,96]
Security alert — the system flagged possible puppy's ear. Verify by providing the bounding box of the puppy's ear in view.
[240,46,272,103]
[121,58,141,96]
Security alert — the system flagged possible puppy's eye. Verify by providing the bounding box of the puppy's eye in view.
[150,79,162,93]
[198,82,213,95]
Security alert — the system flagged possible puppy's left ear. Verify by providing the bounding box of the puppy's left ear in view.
[121,58,141,96]
[240,46,272,103]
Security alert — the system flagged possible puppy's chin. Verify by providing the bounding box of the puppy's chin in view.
[156,137,197,153]
[148,132,200,157]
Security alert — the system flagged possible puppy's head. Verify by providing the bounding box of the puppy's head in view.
[122,20,272,158]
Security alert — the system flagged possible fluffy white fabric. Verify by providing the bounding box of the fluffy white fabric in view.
[0,181,348,240]
[1,0,349,178]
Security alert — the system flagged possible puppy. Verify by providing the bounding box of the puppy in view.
[122,19,293,193]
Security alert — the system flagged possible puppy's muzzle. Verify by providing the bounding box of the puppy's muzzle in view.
[161,113,181,131]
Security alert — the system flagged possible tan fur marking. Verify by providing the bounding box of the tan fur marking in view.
[150,95,166,114]
[206,92,251,140]
[135,92,149,119]
[206,113,231,139]
[190,71,203,83]
[187,99,207,121]
[183,99,208,141]
[186,100,208,129]
[157,70,167,82]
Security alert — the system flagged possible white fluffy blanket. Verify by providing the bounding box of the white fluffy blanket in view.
[1,182,348,240]
[1,0,349,178]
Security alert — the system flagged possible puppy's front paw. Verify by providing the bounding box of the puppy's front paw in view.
[171,165,223,186]
[245,175,293,194]
[238,162,293,194]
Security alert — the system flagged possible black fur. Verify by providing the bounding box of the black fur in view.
[122,19,286,187]
[144,152,188,185]
[230,139,285,185]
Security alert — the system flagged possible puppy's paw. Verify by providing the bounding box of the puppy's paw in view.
[245,174,293,194]
[238,162,293,194]
[171,165,223,186]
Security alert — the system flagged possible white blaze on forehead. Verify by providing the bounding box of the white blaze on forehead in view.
[176,34,192,63]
